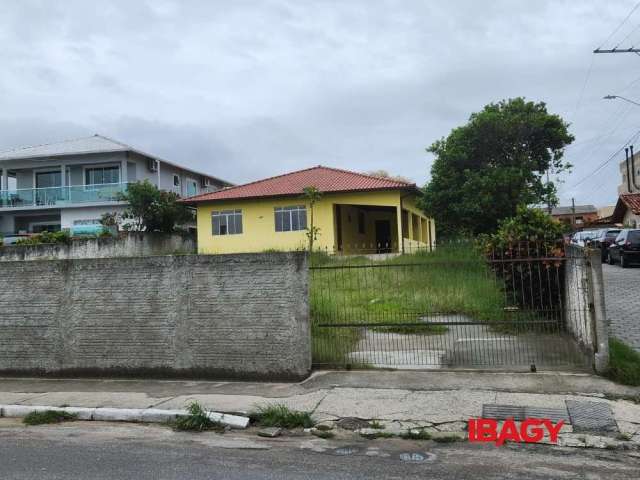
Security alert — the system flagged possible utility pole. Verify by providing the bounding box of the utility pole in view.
[571,198,576,230]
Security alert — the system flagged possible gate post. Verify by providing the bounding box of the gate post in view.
[585,249,610,373]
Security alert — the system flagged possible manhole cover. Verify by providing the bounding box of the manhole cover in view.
[565,400,618,434]
[334,446,359,456]
[336,417,371,431]
[399,452,436,463]
[482,404,569,423]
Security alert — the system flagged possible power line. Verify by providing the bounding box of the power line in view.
[567,127,640,190]
[597,1,640,50]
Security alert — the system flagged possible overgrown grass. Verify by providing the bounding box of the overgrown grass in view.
[359,431,395,440]
[173,402,225,432]
[310,243,507,365]
[250,404,314,429]
[23,410,77,426]
[606,338,640,386]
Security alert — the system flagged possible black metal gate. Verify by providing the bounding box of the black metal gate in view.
[310,243,593,371]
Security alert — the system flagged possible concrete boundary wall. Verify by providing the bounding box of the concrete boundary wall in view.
[0,253,310,380]
[0,233,196,262]
[564,245,609,373]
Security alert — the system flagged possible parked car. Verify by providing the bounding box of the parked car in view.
[571,230,598,247]
[607,229,640,268]
[592,228,622,261]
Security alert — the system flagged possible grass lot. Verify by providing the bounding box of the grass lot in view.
[309,244,507,365]
[606,338,640,386]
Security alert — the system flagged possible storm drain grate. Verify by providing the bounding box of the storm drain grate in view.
[482,404,570,423]
[565,400,618,433]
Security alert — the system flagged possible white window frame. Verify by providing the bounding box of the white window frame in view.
[82,164,121,189]
[274,205,307,232]
[212,209,243,236]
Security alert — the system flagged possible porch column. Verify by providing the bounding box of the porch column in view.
[1,168,7,190]
[396,205,403,254]
[60,164,65,187]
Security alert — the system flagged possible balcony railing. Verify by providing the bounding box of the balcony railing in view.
[0,183,129,209]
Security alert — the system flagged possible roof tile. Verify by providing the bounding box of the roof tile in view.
[184,166,417,202]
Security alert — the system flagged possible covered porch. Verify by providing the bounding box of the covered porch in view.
[332,203,434,255]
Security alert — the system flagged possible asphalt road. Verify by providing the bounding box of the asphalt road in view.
[0,420,639,479]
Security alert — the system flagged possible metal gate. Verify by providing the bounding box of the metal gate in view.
[310,243,594,371]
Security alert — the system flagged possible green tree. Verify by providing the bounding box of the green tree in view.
[421,98,574,238]
[119,180,193,233]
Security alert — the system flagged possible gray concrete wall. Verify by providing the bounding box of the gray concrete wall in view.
[0,232,196,261]
[0,253,311,380]
[564,245,609,372]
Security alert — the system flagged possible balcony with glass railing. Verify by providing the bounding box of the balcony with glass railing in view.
[0,183,130,209]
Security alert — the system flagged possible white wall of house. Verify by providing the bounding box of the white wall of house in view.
[623,209,640,228]
[60,206,127,230]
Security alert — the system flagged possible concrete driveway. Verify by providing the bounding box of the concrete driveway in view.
[602,263,640,351]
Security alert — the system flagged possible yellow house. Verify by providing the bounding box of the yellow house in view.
[185,166,435,255]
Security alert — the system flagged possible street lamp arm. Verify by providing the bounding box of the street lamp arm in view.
[603,95,640,107]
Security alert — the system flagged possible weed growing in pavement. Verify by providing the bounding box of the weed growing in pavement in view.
[250,404,314,429]
[23,410,77,426]
[173,402,225,432]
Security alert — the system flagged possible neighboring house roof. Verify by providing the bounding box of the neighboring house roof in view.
[612,193,640,222]
[597,205,616,218]
[184,166,419,203]
[550,205,597,216]
[0,134,232,186]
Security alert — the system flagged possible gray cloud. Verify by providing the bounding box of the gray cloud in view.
[1,0,638,207]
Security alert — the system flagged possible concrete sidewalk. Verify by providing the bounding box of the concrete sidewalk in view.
[1,371,639,447]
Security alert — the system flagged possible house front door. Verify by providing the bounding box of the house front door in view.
[375,220,392,253]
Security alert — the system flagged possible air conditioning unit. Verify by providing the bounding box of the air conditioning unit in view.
[147,158,159,172]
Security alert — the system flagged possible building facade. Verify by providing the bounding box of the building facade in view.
[0,135,230,235]
[186,166,435,255]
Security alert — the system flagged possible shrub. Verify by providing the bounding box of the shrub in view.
[23,410,77,425]
[15,230,71,246]
[119,180,193,233]
[250,404,314,429]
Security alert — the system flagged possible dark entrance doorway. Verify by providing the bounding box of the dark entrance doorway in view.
[375,220,392,253]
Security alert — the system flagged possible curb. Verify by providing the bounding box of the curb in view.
[0,404,249,429]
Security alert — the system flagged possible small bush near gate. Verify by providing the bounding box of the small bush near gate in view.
[250,404,314,429]
[173,402,225,432]
[606,338,640,386]
[23,410,77,426]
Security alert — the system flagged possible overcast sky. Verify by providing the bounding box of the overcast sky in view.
[2,0,640,207]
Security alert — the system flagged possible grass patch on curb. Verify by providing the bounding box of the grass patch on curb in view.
[400,429,432,440]
[173,402,225,432]
[23,410,77,426]
[432,434,464,443]
[360,431,396,440]
[250,404,314,429]
[606,338,640,386]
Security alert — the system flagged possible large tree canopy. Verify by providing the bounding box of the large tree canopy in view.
[420,98,574,238]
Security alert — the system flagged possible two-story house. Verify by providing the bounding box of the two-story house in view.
[0,135,231,235]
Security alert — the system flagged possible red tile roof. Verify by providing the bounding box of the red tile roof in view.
[184,166,418,203]
[612,193,640,222]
